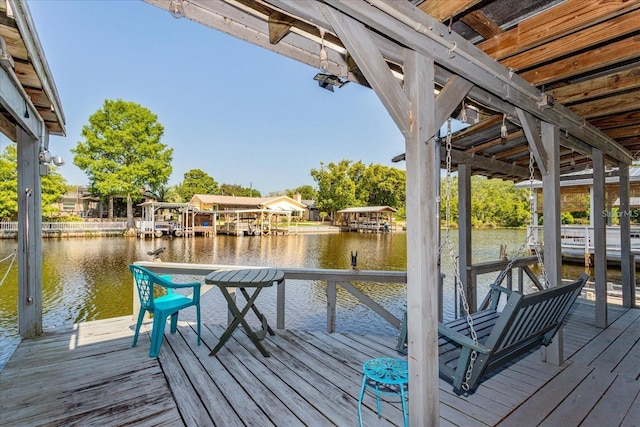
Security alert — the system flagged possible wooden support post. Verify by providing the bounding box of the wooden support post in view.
[619,163,634,308]
[541,121,563,364]
[404,50,439,427]
[17,126,43,338]
[593,148,608,327]
[277,278,286,329]
[458,163,474,312]
[326,281,337,333]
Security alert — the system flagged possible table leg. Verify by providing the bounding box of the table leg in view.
[239,288,275,336]
[209,288,253,356]
[210,287,271,357]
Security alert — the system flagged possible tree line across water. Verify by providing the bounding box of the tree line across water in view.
[1,98,567,228]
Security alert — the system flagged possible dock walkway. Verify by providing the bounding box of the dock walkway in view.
[1,302,638,426]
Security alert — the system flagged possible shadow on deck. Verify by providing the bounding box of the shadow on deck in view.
[1,301,639,426]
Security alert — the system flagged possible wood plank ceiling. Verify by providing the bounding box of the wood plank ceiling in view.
[0,0,65,138]
[433,0,640,178]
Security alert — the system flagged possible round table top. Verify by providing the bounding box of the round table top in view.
[363,358,408,385]
[205,268,284,287]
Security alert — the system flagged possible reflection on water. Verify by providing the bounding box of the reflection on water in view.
[0,228,600,369]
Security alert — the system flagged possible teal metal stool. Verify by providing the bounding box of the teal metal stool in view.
[358,358,408,427]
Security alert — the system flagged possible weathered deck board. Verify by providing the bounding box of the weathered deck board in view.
[1,301,638,426]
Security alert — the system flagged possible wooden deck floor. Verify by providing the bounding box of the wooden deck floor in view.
[1,301,639,426]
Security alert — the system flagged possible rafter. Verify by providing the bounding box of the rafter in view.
[268,11,295,44]
[570,90,640,119]
[589,111,640,130]
[478,0,640,60]
[520,34,640,86]
[548,65,640,105]
[417,0,482,22]
[459,10,502,40]
[501,8,640,72]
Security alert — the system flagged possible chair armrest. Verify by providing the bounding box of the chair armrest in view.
[438,323,492,354]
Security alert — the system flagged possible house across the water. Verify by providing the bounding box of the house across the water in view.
[188,194,308,236]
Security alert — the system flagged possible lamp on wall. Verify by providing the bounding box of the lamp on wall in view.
[169,0,185,19]
[39,150,64,166]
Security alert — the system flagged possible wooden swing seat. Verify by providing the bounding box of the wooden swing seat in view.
[441,273,588,393]
[397,273,588,394]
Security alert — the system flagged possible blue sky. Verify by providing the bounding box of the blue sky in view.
[11,0,407,196]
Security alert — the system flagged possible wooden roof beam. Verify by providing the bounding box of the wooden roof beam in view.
[521,34,640,86]
[478,0,640,60]
[268,10,295,44]
[325,0,631,164]
[318,2,409,135]
[392,146,532,179]
[502,9,640,72]
[590,111,640,130]
[570,89,640,120]
[417,0,483,22]
[516,108,547,175]
[465,130,524,153]
[548,64,640,105]
[459,10,503,40]
[434,75,474,132]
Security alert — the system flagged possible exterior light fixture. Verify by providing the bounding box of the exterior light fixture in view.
[313,73,347,92]
[39,150,64,167]
[169,0,185,19]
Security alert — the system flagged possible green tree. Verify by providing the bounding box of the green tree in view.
[285,185,317,201]
[220,183,260,197]
[72,99,172,229]
[0,144,67,220]
[310,160,357,219]
[0,145,18,220]
[359,164,406,208]
[41,167,67,218]
[176,169,219,201]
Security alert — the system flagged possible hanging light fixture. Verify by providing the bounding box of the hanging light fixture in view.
[500,114,508,139]
[570,149,576,167]
[169,0,185,19]
[313,29,347,92]
[460,100,467,123]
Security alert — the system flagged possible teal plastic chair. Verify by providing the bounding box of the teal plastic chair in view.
[129,264,201,357]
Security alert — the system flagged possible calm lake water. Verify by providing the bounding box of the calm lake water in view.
[1,228,592,369]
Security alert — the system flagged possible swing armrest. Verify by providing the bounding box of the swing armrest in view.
[489,283,516,296]
[438,323,492,354]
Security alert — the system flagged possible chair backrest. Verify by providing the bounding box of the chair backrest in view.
[485,273,588,362]
[129,265,158,311]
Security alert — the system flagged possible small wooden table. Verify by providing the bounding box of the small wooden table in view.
[205,268,284,357]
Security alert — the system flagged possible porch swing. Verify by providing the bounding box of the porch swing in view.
[397,119,588,394]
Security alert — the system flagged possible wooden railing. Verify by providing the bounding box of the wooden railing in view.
[471,255,543,311]
[132,261,407,332]
[131,259,547,333]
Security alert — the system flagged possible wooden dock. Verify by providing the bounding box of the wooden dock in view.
[1,302,639,426]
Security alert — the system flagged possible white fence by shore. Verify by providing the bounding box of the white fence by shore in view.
[0,222,127,232]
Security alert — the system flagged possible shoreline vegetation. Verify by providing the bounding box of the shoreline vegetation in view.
[0,220,546,239]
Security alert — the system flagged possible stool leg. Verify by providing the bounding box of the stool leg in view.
[375,383,381,417]
[358,375,367,427]
[401,384,408,427]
